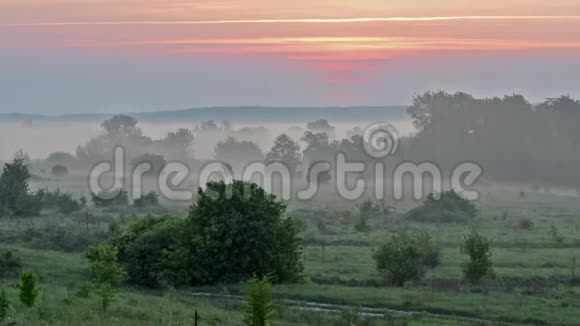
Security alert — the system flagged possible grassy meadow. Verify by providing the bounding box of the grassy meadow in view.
[1,182,580,325]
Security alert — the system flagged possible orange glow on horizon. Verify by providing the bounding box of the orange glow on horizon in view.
[3,2,580,86]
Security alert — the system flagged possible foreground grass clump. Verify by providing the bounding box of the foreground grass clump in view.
[87,243,127,310]
[243,275,275,326]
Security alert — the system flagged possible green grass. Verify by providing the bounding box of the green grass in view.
[2,186,580,324]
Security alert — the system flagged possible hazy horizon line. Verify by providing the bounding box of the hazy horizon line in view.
[0,105,409,117]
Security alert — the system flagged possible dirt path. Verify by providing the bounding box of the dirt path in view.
[189,291,522,325]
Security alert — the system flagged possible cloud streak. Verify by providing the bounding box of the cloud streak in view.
[3,15,580,27]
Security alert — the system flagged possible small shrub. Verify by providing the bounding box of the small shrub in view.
[22,224,42,241]
[242,275,275,326]
[405,190,478,223]
[51,165,69,177]
[462,228,495,284]
[354,200,381,233]
[354,219,371,233]
[133,191,159,208]
[358,199,382,221]
[417,232,441,269]
[30,225,101,252]
[17,271,40,307]
[86,244,126,311]
[91,189,129,208]
[94,284,117,311]
[517,218,534,230]
[76,282,92,298]
[56,193,82,214]
[0,250,22,278]
[373,231,427,286]
[40,189,82,214]
[108,221,121,236]
[501,210,509,221]
[87,244,126,287]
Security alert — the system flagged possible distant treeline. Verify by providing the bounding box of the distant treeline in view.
[0,106,407,124]
[11,91,580,192]
[400,91,580,190]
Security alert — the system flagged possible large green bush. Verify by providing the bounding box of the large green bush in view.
[108,215,189,287]
[187,180,304,285]
[100,181,304,288]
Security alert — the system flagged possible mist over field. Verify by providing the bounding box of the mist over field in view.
[0,117,413,161]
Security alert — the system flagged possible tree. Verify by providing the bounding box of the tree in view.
[372,231,427,286]
[242,275,275,326]
[300,131,337,171]
[87,244,126,288]
[462,228,495,284]
[266,134,302,174]
[133,191,160,208]
[306,119,335,137]
[130,153,167,176]
[187,180,304,285]
[86,244,126,311]
[215,137,264,164]
[17,271,40,307]
[0,157,41,217]
[101,115,139,137]
[0,288,8,324]
[161,128,194,158]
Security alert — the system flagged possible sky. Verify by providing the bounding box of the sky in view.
[1,1,580,113]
